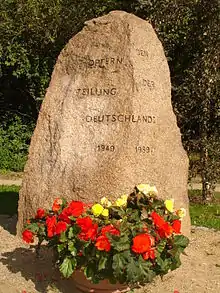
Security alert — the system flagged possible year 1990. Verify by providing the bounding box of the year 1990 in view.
[135,146,154,154]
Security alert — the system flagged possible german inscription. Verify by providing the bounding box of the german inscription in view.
[135,146,155,154]
[136,48,148,57]
[97,145,115,152]
[85,114,156,123]
[142,79,155,90]
[76,87,117,96]
[73,54,124,69]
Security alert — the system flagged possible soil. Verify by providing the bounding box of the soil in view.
[0,215,220,293]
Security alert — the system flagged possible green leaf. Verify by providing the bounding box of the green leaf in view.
[28,223,39,233]
[156,256,171,274]
[113,251,130,277]
[59,257,76,278]
[127,258,139,282]
[57,244,65,253]
[68,241,77,256]
[127,209,140,222]
[173,235,189,248]
[110,206,126,218]
[109,234,130,252]
[138,257,156,283]
[157,239,166,253]
[84,263,99,283]
[38,224,46,236]
[68,227,74,239]
[98,255,108,271]
[59,232,67,243]
[168,245,185,257]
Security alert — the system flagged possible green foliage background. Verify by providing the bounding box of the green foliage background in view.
[0,116,34,170]
[0,0,219,192]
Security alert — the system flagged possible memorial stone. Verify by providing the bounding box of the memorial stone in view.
[17,11,190,235]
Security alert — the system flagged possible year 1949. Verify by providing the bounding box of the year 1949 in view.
[97,145,115,152]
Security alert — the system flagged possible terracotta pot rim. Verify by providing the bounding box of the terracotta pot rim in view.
[72,270,130,292]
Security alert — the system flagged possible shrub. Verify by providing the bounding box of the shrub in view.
[0,116,34,171]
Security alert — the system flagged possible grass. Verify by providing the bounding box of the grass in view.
[188,189,220,201]
[0,185,220,230]
[190,203,220,230]
[188,189,220,230]
[0,169,23,178]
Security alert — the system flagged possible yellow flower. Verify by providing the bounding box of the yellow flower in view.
[121,194,128,201]
[176,208,186,218]
[100,197,112,207]
[165,199,174,213]
[92,203,104,217]
[101,208,109,217]
[115,194,128,207]
[148,186,158,197]
[137,184,151,195]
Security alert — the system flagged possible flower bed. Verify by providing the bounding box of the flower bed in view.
[22,184,189,287]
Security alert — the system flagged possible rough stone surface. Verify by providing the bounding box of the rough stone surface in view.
[0,283,20,293]
[17,11,190,235]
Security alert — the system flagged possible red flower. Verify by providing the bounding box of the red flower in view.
[132,234,152,254]
[35,208,45,219]
[151,211,166,228]
[22,229,34,244]
[76,216,93,231]
[84,203,93,209]
[68,201,84,217]
[172,220,181,234]
[101,224,120,236]
[46,215,57,237]
[157,222,173,238]
[52,198,62,213]
[142,248,156,260]
[59,207,71,224]
[77,217,98,241]
[151,212,173,238]
[95,235,111,252]
[79,224,98,241]
[55,221,68,235]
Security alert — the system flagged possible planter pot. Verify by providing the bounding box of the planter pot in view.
[72,270,130,293]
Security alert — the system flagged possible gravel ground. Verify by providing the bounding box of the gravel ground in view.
[0,215,220,293]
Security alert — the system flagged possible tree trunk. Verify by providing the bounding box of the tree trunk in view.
[201,147,214,202]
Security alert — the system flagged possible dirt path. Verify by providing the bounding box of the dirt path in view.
[0,215,219,293]
[0,179,22,186]
[0,173,23,186]
[1,173,220,191]
[1,179,220,192]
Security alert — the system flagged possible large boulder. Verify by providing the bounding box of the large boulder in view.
[17,11,190,236]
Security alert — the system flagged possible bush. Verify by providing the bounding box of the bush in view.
[0,116,34,171]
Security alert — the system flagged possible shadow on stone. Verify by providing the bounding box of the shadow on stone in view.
[0,246,79,293]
